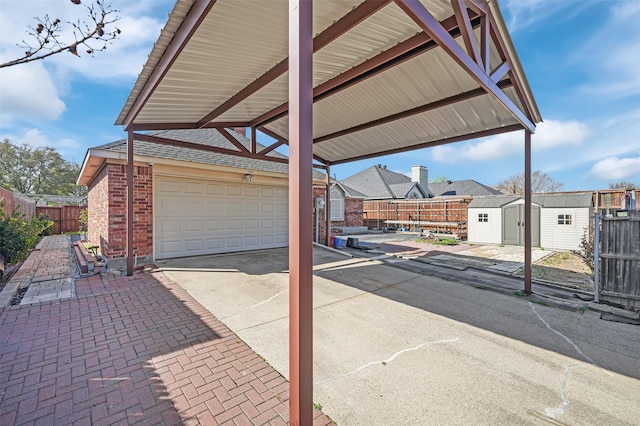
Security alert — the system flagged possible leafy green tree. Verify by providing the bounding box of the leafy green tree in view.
[0,0,121,69]
[0,139,86,196]
[431,175,448,183]
[497,170,563,194]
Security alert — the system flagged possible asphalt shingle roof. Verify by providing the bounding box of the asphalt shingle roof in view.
[92,129,325,178]
[428,180,502,197]
[340,165,426,199]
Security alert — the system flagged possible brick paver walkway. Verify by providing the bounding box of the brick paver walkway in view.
[0,239,333,425]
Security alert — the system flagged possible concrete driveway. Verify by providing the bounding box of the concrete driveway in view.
[157,247,640,425]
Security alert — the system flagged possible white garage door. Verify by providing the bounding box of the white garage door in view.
[154,176,288,259]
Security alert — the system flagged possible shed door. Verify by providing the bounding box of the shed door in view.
[154,176,288,259]
[502,204,540,247]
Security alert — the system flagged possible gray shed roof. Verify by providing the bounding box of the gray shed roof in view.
[469,193,594,209]
[429,180,501,197]
[78,128,324,186]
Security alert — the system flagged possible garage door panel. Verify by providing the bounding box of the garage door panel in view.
[244,236,259,247]
[207,183,223,194]
[227,185,242,196]
[184,220,203,232]
[185,182,203,193]
[155,176,288,259]
[226,237,241,248]
[207,201,222,214]
[207,238,223,250]
[160,180,181,192]
[227,219,242,230]
[227,202,242,214]
[245,202,259,214]
[207,219,223,231]
[245,186,259,197]
[184,239,203,252]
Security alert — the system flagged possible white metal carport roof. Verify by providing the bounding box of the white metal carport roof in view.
[113,1,541,424]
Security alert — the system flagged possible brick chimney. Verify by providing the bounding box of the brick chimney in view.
[411,165,428,195]
[232,127,246,137]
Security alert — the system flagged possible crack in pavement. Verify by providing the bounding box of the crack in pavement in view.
[314,337,459,385]
[220,288,288,320]
[529,302,606,420]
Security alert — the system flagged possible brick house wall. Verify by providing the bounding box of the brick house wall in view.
[312,186,363,244]
[87,163,153,260]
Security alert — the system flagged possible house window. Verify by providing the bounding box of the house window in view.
[330,189,344,221]
[558,214,572,225]
[478,213,488,223]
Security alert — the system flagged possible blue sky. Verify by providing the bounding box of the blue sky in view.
[1,0,638,191]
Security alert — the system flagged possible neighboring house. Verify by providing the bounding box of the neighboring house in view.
[428,180,501,197]
[467,192,593,250]
[339,165,429,200]
[312,182,366,240]
[77,128,334,264]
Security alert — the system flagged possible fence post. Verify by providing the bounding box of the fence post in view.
[594,211,600,304]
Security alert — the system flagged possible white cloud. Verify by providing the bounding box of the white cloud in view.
[501,0,592,32]
[0,61,66,124]
[587,156,640,180]
[0,0,171,127]
[432,119,589,163]
[1,128,81,158]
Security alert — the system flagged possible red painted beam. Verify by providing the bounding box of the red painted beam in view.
[217,128,250,153]
[394,0,535,132]
[251,13,476,128]
[314,79,512,144]
[330,123,524,165]
[131,132,289,164]
[122,0,218,129]
[288,0,314,424]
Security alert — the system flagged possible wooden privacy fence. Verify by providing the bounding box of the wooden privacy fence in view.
[36,206,85,234]
[362,198,471,239]
[599,210,640,310]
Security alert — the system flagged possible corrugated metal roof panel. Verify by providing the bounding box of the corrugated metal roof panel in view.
[115,0,541,166]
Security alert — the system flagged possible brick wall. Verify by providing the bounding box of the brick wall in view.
[87,164,153,259]
[312,187,364,244]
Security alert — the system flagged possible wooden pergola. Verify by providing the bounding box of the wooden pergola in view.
[115,1,541,424]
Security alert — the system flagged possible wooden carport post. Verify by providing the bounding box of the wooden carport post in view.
[127,129,134,277]
[524,130,532,292]
[288,0,313,424]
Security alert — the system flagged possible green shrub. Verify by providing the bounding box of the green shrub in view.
[0,208,53,264]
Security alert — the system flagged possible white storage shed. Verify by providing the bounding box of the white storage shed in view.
[468,193,593,251]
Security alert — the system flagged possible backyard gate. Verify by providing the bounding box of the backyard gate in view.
[36,206,84,234]
[599,210,640,310]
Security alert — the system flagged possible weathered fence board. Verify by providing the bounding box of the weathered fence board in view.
[36,206,84,234]
[599,210,640,309]
[363,198,471,238]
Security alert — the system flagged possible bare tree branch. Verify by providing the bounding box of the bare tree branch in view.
[497,170,564,194]
[0,0,121,69]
